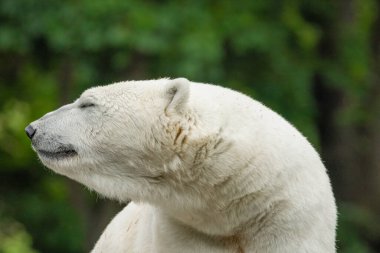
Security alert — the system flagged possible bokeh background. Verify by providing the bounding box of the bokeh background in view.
[0,0,379,252]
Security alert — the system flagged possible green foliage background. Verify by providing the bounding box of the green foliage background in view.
[0,0,379,252]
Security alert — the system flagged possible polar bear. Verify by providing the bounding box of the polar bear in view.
[25,78,337,253]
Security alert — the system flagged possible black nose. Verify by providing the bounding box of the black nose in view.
[25,125,36,139]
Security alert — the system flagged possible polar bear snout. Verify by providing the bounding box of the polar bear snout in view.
[25,108,80,164]
[25,124,36,139]
[26,122,78,161]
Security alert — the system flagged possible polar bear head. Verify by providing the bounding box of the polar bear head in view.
[26,78,337,242]
[26,78,197,203]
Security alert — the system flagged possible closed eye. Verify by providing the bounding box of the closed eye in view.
[79,103,96,109]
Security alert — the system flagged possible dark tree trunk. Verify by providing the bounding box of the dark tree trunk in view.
[364,3,380,214]
[313,0,380,251]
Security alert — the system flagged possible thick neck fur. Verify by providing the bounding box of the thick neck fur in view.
[113,109,281,238]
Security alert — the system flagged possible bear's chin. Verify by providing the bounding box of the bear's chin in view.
[37,150,80,175]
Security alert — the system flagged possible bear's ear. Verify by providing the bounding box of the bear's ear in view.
[165,78,190,115]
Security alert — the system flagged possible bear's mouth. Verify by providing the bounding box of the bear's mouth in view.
[37,148,78,160]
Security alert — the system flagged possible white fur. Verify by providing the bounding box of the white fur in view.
[29,78,337,252]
